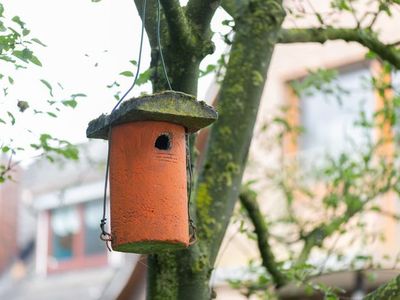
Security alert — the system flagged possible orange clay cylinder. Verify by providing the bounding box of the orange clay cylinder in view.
[86,91,218,254]
[109,121,189,253]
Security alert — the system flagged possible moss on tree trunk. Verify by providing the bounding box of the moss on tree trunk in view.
[145,1,285,299]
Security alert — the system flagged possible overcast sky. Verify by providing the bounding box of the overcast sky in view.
[1,0,229,163]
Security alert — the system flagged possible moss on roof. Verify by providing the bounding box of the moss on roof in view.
[86,91,218,139]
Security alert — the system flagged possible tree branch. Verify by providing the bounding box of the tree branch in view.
[297,168,396,264]
[159,0,195,50]
[133,0,159,47]
[220,0,248,19]
[186,0,220,36]
[194,0,286,268]
[297,215,348,264]
[278,28,400,69]
[240,187,287,288]
[364,274,400,299]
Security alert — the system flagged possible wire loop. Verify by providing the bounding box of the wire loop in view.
[189,219,197,245]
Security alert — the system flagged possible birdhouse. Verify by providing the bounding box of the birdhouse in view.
[86,91,217,253]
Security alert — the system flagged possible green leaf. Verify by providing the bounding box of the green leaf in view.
[17,100,29,112]
[199,64,216,77]
[325,294,339,300]
[7,111,15,125]
[0,118,5,124]
[12,48,41,66]
[136,69,151,85]
[0,4,4,17]
[370,205,381,212]
[107,81,120,88]
[40,79,53,96]
[0,21,6,32]
[2,146,10,153]
[31,38,47,47]
[221,19,232,26]
[129,60,137,66]
[22,28,30,36]
[331,0,351,11]
[12,49,30,63]
[28,54,42,66]
[47,112,57,118]
[0,55,15,63]
[71,93,87,98]
[11,16,25,28]
[15,64,27,70]
[61,99,77,108]
[8,76,13,84]
[120,71,133,77]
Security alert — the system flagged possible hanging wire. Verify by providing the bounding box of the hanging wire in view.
[100,0,198,251]
[185,130,197,245]
[99,0,148,251]
[156,0,172,90]
[111,1,148,114]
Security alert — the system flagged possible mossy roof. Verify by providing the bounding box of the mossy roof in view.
[86,91,218,139]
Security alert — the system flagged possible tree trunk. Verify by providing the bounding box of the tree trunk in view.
[145,1,285,299]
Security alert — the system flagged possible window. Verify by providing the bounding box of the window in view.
[393,71,400,94]
[299,66,374,159]
[83,201,104,255]
[393,71,400,139]
[48,200,107,272]
[51,206,79,260]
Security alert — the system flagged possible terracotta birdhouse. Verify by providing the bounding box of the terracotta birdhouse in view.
[86,91,217,253]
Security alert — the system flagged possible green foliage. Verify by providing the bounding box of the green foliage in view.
[136,69,151,85]
[330,0,352,11]
[120,70,133,77]
[234,64,400,298]
[199,64,216,77]
[30,133,79,162]
[290,68,349,102]
[40,79,53,96]
[0,4,84,183]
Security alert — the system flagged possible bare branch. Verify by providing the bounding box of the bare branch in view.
[278,28,400,69]
[348,1,361,28]
[368,11,380,29]
[388,40,400,47]
[240,187,287,288]
[306,0,325,26]
[186,0,220,36]
[159,0,195,49]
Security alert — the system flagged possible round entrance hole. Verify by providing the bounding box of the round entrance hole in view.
[155,133,171,150]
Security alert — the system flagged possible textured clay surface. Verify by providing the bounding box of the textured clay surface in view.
[109,121,189,253]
